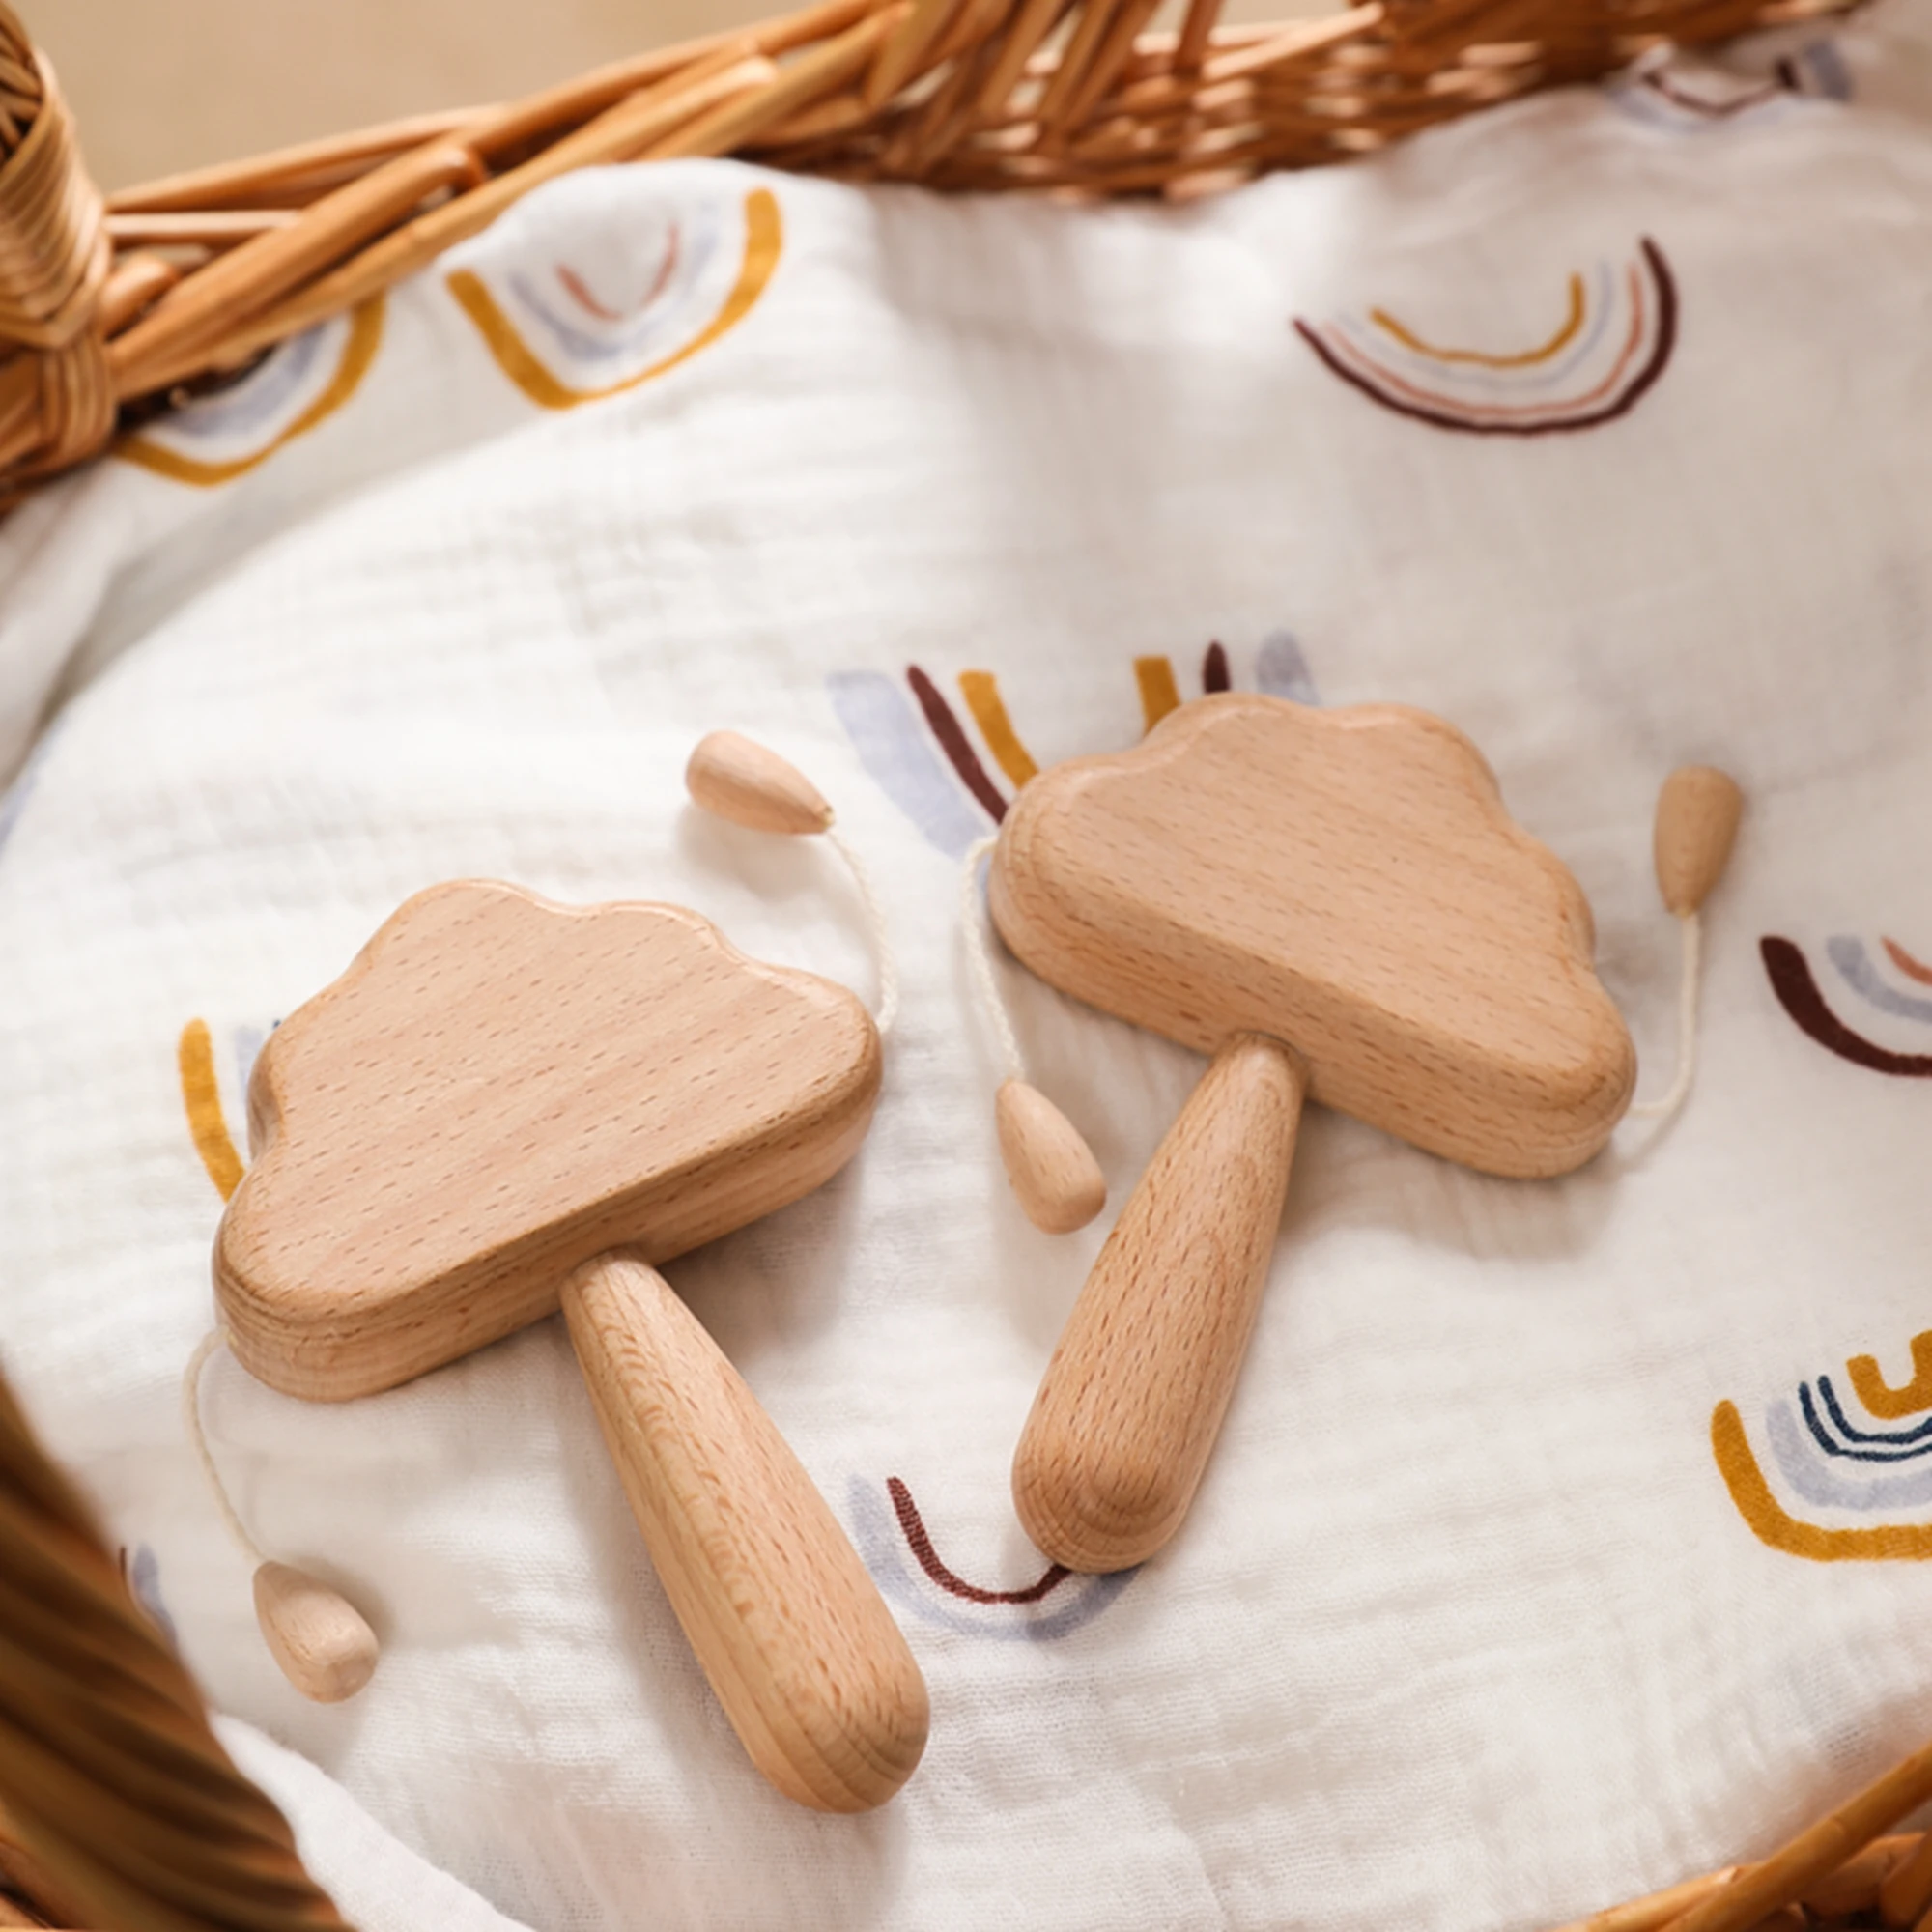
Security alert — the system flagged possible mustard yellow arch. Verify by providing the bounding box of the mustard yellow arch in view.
[178,1019,242,1202]
[119,298,385,488]
[1711,1401,1932,1562]
[447,186,781,412]
[1371,272,1587,370]
[1846,1332,1932,1421]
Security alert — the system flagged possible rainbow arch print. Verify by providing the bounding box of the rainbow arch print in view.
[1611,40,1851,128]
[1714,1326,1932,1560]
[178,1017,272,1201]
[1294,239,1679,437]
[448,185,781,411]
[829,633,1321,858]
[1760,931,1932,1077]
[117,299,384,487]
[848,1475,1131,1642]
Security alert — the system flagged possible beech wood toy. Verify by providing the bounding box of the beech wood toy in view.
[213,744,928,1813]
[989,694,1640,1574]
[1655,765,1744,918]
[994,1080,1107,1234]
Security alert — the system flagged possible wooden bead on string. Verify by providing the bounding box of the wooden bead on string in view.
[960,835,1108,1236]
[1626,762,1744,1124]
[252,1561,380,1703]
[1654,764,1744,916]
[185,1331,384,1705]
[995,1079,1106,1234]
[684,729,899,1036]
[687,730,835,836]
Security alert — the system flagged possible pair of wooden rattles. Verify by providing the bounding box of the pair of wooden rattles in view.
[210,696,1738,1809]
[979,696,1742,1573]
[212,734,925,1812]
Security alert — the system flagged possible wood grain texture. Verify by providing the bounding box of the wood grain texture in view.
[686,729,835,836]
[995,1079,1105,1234]
[1654,764,1743,916]
[989,694,1634,1179]
[1012,1036,1305,1571]
[251,1562,379,1704]
[562,1251,928,1811]
[216,880,881,1400]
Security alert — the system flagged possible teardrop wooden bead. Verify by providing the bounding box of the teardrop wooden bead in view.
[686,731,835,837]
[1654,765,1744,916]
[253,1561,379,1703]
[996,1080,1106,1234]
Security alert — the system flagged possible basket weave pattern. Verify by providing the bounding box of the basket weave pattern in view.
[0,0,1854,501]
[0,0,1891,1922]
[0,1366,347,1930]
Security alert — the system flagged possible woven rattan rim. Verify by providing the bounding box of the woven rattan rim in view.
[0,1365,348,1929]
[0,0,1901,1922]
[0,0,1854,499]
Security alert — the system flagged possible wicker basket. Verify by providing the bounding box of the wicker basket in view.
[0,0,1903,1924]
[0,0,1852,503]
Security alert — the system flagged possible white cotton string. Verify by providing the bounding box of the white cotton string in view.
[1629,909,1702,1122]
[827,827,898,1037]
[960,834,1025,1084]
[183,1328,266,1567]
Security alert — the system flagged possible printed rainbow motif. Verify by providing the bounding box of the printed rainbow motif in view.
[830,633,1320,857]
[1760,932,1932,1076]
[1611,40,1852,128]
[178,1017,270,1200]
[118,299,384,487]
[1714,1326,1932,1560]
[448,185,781,410]
[1294,239,1678,437]
[848,1475,1130,1642]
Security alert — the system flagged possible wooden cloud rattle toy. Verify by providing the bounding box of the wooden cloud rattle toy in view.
[198,732,927,1813]
[978,694,1743,1575]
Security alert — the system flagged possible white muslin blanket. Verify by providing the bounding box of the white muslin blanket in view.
[5,8,1932,1925]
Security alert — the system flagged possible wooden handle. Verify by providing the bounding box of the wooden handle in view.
[561,1252,929,1812]
[1012,1034,1306,1573]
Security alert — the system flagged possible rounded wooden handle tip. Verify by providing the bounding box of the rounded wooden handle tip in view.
[1012,1035,1305,1573]
[686,730,835,836]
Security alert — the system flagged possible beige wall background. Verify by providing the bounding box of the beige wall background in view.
[30,0,1316,192]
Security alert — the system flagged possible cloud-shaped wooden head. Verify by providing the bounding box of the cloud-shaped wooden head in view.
[988,696,1634,1178]
[216,882,881,1402]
